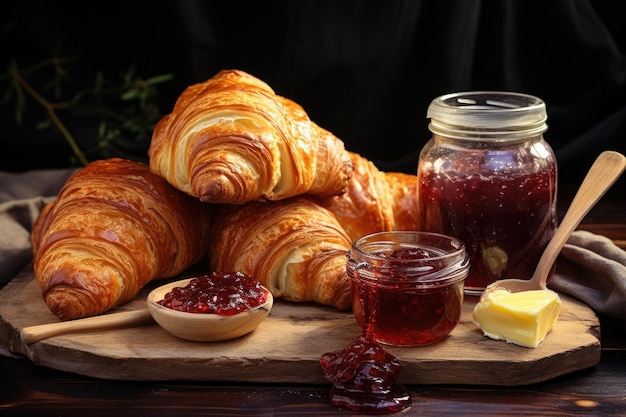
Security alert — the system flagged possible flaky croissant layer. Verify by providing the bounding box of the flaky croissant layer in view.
[148,69,353,204]
[31,158,213,320]
[209,196,353,310]
[316,152,419,242]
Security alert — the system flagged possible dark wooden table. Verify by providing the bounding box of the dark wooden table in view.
[2,185,626,417]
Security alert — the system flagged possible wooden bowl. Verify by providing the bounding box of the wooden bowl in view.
[147,278,273,342]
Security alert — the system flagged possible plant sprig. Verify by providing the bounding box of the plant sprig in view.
[1,56,174,167]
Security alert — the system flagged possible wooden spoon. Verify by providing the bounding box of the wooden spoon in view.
[20,308,153,344]
[485,150,626,293]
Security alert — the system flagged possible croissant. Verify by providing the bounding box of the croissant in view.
[209,196,353,310]
[31,158,213,320]
[148,69,354,204]
[316,152,419,241]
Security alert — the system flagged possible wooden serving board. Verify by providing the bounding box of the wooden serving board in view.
[0,264,601,386]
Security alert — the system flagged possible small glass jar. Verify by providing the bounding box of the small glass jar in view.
[417,91,558,294]
[346,231,469,346]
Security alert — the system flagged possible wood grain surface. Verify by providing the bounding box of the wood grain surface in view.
[0,263,601,386]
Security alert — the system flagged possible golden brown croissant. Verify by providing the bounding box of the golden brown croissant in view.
[316,152,419,241]
[31,158,213,320]
[209,196,353,310]
[148,69,354,204]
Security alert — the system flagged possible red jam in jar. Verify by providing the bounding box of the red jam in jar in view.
[418,91,558,294]
[346,231,469,346]
[158,272,269,315]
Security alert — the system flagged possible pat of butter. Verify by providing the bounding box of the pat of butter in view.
[472,288,561,348]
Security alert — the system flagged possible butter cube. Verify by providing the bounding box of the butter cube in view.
[472,288,561,348]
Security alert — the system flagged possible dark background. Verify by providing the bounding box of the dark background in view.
[2,0,626,191]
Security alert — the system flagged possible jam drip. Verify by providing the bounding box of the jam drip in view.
[158,272,268,315]
[320,335,411,414]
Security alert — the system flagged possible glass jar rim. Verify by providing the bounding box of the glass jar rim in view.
[351,231,466,260]
[427,91,548,140]
[347,231,469,287]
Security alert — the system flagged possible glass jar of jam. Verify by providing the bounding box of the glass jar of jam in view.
[417,91,558,294]
[346,231,469,346]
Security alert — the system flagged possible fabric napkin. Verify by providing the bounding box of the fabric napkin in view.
[550,230,626,320]
[1,168,625,321]
[0,168,75,284]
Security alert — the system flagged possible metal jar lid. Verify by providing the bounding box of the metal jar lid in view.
[427,91,548,140]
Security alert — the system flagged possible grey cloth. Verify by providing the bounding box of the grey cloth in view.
[0,169,76,203]
[0,168,76,285]
[0,196,54,284]
[1,168,625,320]
[550,231,626,319]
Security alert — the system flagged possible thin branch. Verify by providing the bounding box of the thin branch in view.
[14,71,90,166]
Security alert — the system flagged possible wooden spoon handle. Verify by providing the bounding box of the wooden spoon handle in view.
[534,151,626,282]
[20,309,153,344]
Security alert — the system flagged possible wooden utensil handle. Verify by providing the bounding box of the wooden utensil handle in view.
[20,309,153,344]
[534,151,626,281]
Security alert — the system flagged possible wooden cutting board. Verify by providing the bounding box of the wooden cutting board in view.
[0,263,601,386]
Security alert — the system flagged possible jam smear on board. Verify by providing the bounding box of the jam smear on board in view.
[320,336,411,414]
[158,272,268,315]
